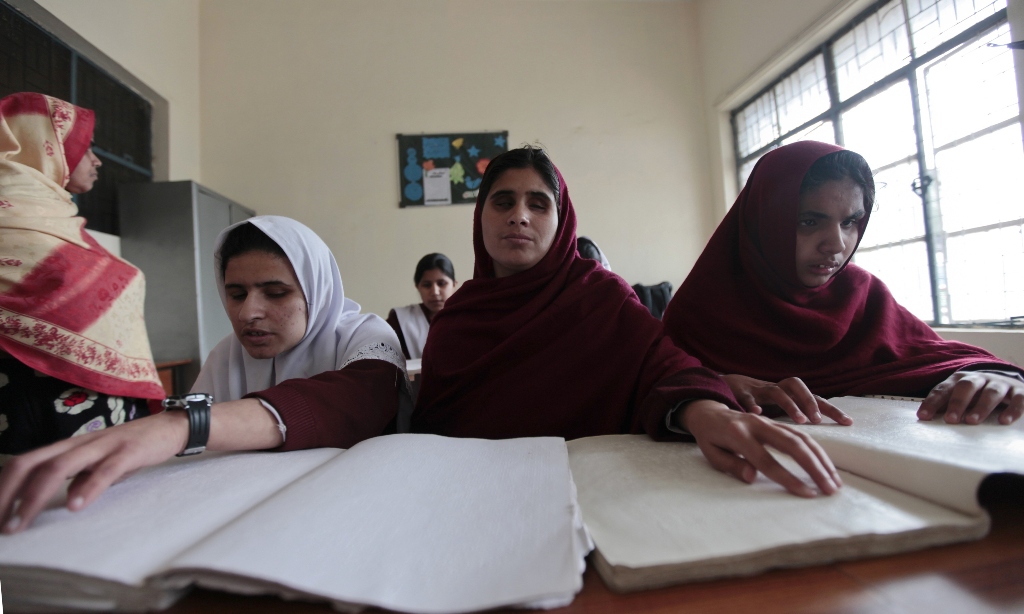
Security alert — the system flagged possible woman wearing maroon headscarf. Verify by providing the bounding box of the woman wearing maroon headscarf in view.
[413,146,842,498]
[663,141,1023,427]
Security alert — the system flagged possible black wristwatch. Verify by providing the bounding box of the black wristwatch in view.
[162,393,213,456]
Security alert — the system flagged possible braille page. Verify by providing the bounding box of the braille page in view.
[795,396,1024,516]
[0,448,341,607]
[567,435,986,591]
[165,434,584,614]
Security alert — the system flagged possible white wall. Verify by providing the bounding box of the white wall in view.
[936,329,1024,366]
[33,0,202,182]
[198,0,714,317]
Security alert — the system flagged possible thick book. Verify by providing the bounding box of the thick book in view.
[0,434,589,613]
[568,396,1024,592]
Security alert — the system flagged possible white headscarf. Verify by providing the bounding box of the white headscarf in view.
[192,216,406,402]
[577,236,611,271]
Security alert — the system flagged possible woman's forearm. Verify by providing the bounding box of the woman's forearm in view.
[206,398,284,451]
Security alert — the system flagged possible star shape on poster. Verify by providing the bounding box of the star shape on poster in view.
[467,145,481,158]
[494,135,506,148]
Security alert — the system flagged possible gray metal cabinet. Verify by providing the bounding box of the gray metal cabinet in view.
[118,181,254,390]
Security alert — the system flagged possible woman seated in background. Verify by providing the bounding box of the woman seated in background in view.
[0,92,165,455]
[662,141,1023,427]
[386,253,457,359]
[413,146,842,498]
[0,216,408,533]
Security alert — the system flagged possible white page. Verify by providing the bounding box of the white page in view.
[0,448,341,588]
[797,397,1024,515]
[568,435,984,574]
[166,434,585,614]
[423,168,452,205]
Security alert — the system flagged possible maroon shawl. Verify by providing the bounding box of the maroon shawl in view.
[663,141,1019,398]
[412,168,735,439]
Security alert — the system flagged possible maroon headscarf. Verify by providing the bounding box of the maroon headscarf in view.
[663,140,1019,398]
[412,160,735,439]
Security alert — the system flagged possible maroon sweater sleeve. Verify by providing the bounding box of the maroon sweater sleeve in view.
[639,369,740,442]
[246,359,402,451]
[633,337,741,442]
[622,331,745,442]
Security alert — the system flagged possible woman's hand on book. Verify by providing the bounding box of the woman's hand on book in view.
[720,375,853,426]
[0,411,190,534]
[0,398,285,532]
[678,400,842,498]
[918,371,1024,426]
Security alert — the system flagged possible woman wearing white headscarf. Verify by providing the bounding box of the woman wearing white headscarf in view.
[0,216,409,533]
[576,236,610,271]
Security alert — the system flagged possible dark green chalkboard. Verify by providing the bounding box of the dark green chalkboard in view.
[397,131,508,207]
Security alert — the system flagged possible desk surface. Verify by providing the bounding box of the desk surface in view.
[165,500,1024,614]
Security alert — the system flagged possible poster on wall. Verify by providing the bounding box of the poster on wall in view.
[397,131,508,207]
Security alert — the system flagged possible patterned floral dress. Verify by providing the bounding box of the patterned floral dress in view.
[0,358,149,454]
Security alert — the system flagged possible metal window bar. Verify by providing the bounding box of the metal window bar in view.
[932,114,1021,155]
[733,7,1008,176]
[906,55,950,323]
[824,43,844,145]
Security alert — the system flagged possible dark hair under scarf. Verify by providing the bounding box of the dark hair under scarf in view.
[663,140,1020,397]
[476,145,559,219]
[218,221,288,278]
[413,253,456,285]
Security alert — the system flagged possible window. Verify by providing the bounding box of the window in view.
[731,0,1021,326]
[0,0,152,235]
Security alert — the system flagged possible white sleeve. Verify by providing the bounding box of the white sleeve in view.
[664,399,694,436]
[258,398,288,442]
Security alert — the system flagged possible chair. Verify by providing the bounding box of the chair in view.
[631,282,673,320]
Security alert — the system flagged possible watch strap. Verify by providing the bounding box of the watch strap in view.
[181,398,210,456]
[164,394,212,456]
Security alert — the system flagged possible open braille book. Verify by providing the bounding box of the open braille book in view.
[0,434,589,613]
[2,397,1022,610]
[570,396,1024,591]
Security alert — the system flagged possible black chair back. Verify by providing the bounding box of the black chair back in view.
[631,282,673,320]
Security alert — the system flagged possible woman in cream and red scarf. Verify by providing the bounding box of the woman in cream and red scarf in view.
[0,92,163,454]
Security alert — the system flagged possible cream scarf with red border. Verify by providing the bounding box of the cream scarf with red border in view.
[0,93,163,399]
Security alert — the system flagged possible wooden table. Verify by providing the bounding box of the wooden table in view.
[165,485,1024,614]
